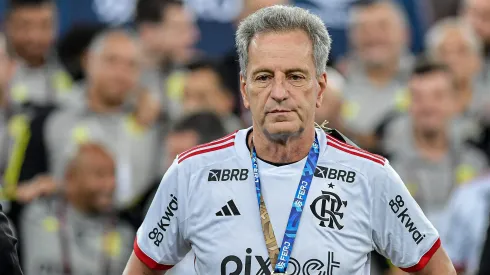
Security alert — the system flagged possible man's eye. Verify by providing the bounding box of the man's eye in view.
[289,74,305,81]
[256,75,271,82]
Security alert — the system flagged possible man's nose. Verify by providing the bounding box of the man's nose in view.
[270,76,288,102]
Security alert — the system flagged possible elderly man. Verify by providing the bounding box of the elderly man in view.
[426,17,489,117]
[341,0,414,150]
[124,5,455,275]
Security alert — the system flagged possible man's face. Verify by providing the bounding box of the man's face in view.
[350,3,406,68]
[182,68,233,116]
[409,72,455,133]
[164,130,199,168]
[88,33,142,107]
[435,28,481,82]
[69,147,116,213]
[6,4,56,63]
[158,5,199,64]
[240,30,326,139]
[465,0,490,44]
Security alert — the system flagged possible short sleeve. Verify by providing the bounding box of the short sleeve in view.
[371,162,440,273]
[134,159,191,270]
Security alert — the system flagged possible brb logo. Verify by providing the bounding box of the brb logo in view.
[208,169,249,182]
[310,191,348,230]
[221,248,340,275]
[314,166,356,183]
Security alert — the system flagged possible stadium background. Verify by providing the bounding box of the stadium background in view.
[0,0,489,274]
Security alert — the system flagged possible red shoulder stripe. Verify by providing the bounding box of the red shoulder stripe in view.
[178,141,234,163]
[400,238,441,272]
[327,136,385,166]
[179,131,237,159]
[327,135,385,163]
[133,238,173,270]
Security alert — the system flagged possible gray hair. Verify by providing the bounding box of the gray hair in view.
[348,0,408,29]
[236,5,331,77]
[88,28,140,55]
[426,17,483,58]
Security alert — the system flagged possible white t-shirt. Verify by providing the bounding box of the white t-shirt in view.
[135,128,440,274]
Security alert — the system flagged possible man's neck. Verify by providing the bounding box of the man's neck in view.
[249,126,315,164]
[365,60,399,87]
[413,127,449,161]
[87,87,121,114]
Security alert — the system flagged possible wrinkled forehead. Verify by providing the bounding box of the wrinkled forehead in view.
[247,30,315,73]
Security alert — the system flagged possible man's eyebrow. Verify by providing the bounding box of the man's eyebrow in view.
[285,68,309,75]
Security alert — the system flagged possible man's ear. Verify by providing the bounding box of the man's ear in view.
[316,72,327,108]
[240,74,250,109]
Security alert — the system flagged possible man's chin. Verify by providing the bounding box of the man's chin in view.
[263,122,304,143]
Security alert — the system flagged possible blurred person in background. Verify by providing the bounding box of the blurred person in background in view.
[15,29,160,210]
[19,142,134,275]
[5,0,73,109]
[181,59,243,132]
[443,172,490,274]
[135,0,200,122]
[57,24,107,84]
[464,0,490,64]
[464,0,490,118]
[341,0,414,151]
[314,67,345,129]
[380,58,487,236]
[426,17,489,118]
[0,33,23,275]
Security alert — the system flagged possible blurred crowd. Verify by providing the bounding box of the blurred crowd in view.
[0,0,489,274]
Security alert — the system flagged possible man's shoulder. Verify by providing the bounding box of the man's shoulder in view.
[321,131,390,186]
[324,132,387,167]
[176,130,241,169]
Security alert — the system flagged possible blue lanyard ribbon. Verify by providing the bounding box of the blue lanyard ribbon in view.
[251,134,320,273]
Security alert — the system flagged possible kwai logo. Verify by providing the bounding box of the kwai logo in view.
[148,194,178,247]
[389,195,426,245]
[221,248,340,275]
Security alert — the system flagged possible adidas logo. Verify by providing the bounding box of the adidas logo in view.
[216,200,241,216]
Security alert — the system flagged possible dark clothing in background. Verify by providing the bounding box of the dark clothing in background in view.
[0,204,23,275]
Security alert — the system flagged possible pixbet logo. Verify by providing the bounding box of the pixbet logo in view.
[208,169,249,182]
[389,195,426,245]
[220,248,340,275]
[148,194,178,247]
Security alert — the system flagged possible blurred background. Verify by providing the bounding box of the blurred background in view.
[0,0,489,274]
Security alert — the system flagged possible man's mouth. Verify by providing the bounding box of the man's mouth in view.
[268,109,291,114]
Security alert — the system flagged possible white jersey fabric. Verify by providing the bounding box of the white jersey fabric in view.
[135,128,440,274]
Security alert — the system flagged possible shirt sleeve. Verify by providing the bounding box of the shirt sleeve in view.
[371,161,440,273]
[134,159,191,270]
